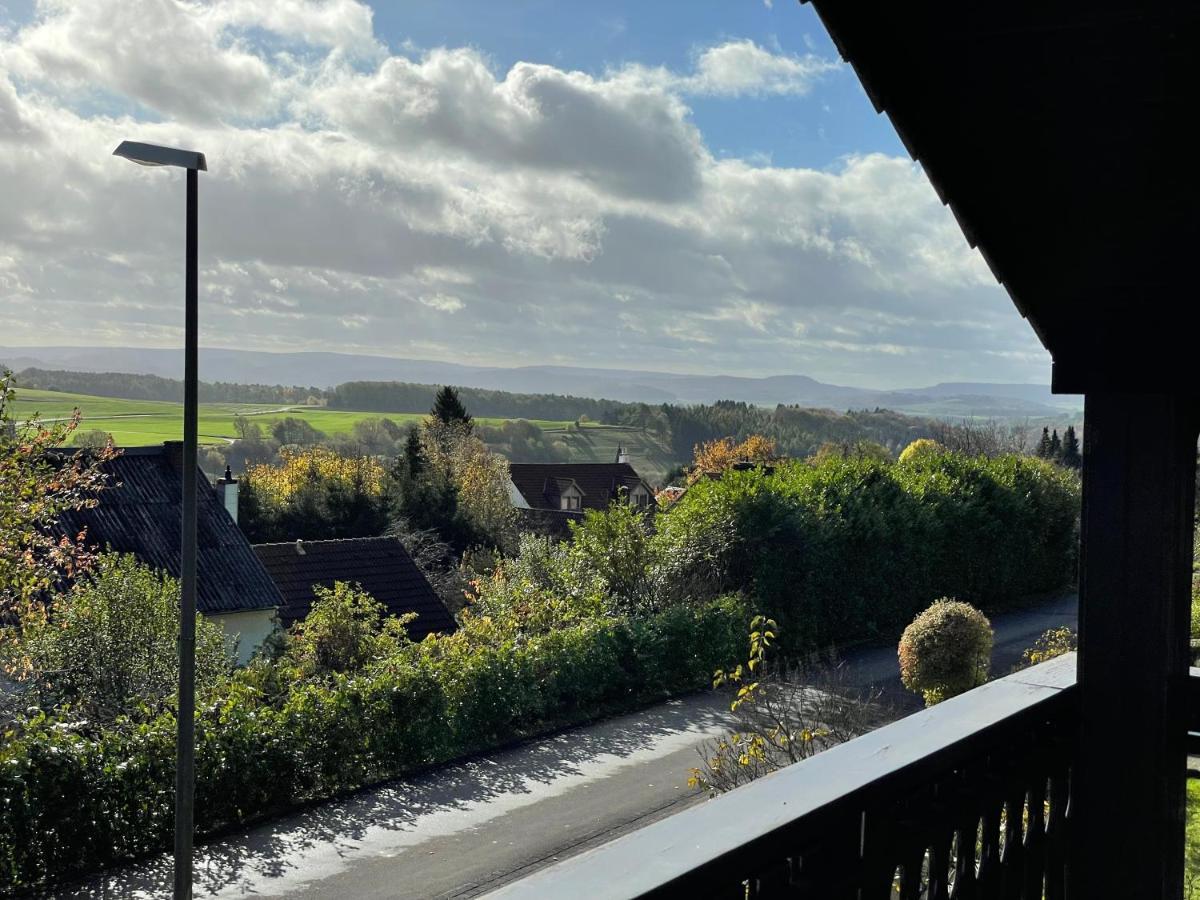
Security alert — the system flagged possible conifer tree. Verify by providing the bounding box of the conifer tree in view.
[1049,428,1062,459]
[431,385,473,431]
[1060,425,1082,469]
[1037,426,1053,459]
[403,428,425,478]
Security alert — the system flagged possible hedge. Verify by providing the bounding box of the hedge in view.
[654,452,1080,654]
[0,595,748,891]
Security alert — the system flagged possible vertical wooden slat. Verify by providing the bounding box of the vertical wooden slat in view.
[976,804,1001,899]
[1021,777,1047,900]
[998,785,1025,899]
[951,819,978,900]
[1043,768,1068,900]
[927,827,955,900]
[1072,394,1199,898]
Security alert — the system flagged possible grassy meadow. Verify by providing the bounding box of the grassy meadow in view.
[9,387,679,483]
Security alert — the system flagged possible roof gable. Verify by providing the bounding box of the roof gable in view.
[508,462,651,512]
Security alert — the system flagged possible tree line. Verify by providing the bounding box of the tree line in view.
[16,368,322,405]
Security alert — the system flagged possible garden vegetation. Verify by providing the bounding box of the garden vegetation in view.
[0,372,1082,891]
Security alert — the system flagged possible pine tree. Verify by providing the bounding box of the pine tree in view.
[404,429,425,478]
[1060,425,1081,469]
[431,386,473,431]
[1049,428,1062,460]
[1037,426,1053,459]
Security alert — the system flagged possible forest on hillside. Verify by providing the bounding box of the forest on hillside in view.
[14,366,1057,480]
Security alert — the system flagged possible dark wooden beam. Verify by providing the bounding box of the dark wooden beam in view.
[1073,393,1199,897]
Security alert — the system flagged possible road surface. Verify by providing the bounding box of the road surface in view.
[65,592,1077,899]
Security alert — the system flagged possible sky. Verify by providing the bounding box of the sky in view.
[0,0,1052,389]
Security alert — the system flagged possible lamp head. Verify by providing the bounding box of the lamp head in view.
[113,141,207,171]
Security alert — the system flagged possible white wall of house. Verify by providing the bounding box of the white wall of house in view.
[210,608,278,665]
[507,477,531,509]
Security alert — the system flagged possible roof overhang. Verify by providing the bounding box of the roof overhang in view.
[803,0,1200,394]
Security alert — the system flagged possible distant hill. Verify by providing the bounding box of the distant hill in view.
[0,345,1081,419]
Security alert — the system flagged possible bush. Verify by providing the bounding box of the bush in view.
[1019,626,1077,668]
[898,438,945,463]
[1,554,231,721]
[653,453,1078,655]
[898,599,993,705]
[285,581,412,677]
[0,595,749,891]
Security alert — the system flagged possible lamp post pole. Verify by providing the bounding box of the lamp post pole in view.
[112,141,207,900]
[175,164,199,900]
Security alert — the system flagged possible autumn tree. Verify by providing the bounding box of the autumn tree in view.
[688,435,778,483]
[809,440,892,465]
[239,447,388,542]
[419,418,515,549]
[0,371,115,611]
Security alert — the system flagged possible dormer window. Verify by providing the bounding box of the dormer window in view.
[562,495,581,511]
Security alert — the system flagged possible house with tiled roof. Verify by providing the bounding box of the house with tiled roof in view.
[507,453,655,537]
[253,537,455,640]
[55,443,283,664]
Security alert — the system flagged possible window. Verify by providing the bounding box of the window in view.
[562,495,581,511]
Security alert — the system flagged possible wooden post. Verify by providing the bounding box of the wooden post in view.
[1073,393,1198,898]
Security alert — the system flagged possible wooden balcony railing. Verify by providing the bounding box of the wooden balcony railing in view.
[486,654,1080,900]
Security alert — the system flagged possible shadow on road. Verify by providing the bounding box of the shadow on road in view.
[62,696,733,899]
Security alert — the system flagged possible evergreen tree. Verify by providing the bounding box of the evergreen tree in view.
[1037,426,1053,459]
[431,385,473,431]
[1060,425,1081,469]
[403,428,425,478]
[1049,428,1062,460]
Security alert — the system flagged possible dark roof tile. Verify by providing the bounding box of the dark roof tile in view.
[56,446,283,615]
[509,462,652,513]
[253,537,455,639]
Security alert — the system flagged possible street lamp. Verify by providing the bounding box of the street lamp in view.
[113,140,207,900]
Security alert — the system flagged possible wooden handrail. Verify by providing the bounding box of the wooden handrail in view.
[485,654,1078,899]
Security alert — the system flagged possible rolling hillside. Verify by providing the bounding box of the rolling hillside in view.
[7,387,677,483]
[2,345,1083,417]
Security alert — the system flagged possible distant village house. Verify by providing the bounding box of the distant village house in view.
[507,449,655,537]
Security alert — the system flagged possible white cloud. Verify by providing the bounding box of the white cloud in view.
[419,292,465,313]
[0,1,1047,385]
[620,39,838,99]
[688,39,837,97]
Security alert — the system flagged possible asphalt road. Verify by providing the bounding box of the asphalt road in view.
[64,592,1077,900]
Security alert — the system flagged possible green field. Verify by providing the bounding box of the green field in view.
[10,388,564,444]
[539,424,678,484]
[9,387,679,483]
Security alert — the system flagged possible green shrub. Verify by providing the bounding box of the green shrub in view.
[0,595,749,891]
[898,438,944,463]
[1,554,231,720]
[1020,626,1077,668]
[285,581,412,677]
[653,453,1078,654]
[898,599,993,706]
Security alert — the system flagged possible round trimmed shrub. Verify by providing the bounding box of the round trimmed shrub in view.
[898,598,993,706]
[898,438,945,463]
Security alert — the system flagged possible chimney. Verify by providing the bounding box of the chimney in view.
[163,440,185,472]
[217,464,239,524]
[616,445,630,464]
